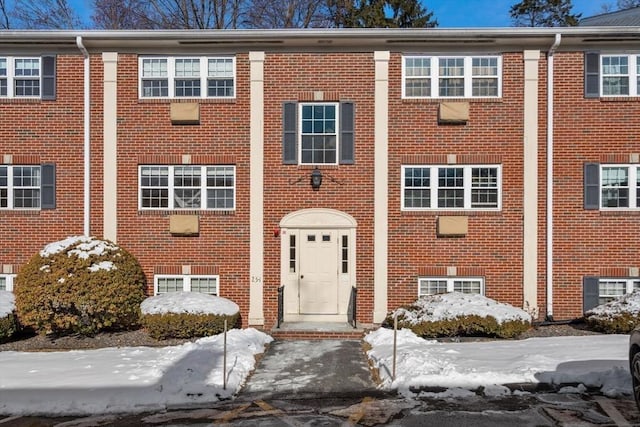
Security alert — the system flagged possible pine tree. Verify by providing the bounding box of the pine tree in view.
[510,0,581,27]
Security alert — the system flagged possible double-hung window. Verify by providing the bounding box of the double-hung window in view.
[139,56,235,99]
[419,277,484,297]
[598,278,640,305]
[0,274,15,292]
[155,275,219,295]
[600,54,640,96]
[0,56,55,99]
[300,103,337,164]
[403,55,501,99]
[0,165,41,209]
[139,165,235,211]
[402,165,501,210]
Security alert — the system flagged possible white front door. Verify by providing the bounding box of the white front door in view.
[299,229,338,314]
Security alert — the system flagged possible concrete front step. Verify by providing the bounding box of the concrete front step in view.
[270,322,374,340]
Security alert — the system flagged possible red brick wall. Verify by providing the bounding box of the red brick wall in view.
[552,51,640,319]
[262,52,376,327]
[386,52,529,314]
[0,54,85,267]
[91,53,252,325]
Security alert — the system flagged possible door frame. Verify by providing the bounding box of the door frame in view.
[279,208,357,322]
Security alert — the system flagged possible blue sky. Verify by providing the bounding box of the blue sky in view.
[64,0,614,28]
[430,0,609,27]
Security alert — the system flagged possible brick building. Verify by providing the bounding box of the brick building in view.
[1,28,639,329]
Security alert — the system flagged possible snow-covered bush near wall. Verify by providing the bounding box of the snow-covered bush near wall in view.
[15,236,146,336]
[388,292,532,338]
[141,292,241,339]
[585,291,640,333]
[0,291,17,341]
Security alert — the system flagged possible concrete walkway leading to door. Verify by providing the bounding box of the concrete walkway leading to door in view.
[238,340,383,401]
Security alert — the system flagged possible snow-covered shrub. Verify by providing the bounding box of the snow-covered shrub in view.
[141,292,240,339]
[387,293,532,339]
[0,291,17,342]
[585,291,640,333]
[14,236,146,336]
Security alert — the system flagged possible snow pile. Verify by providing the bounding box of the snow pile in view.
[586,291,640,318]
[40,236,119,260]
[0,328,273,416]
[141,292,240,316]
[0,291,14,317]
[365,327,631,398]
[392,292,532,325]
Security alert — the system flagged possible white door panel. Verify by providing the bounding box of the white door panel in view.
[299,230,338,314]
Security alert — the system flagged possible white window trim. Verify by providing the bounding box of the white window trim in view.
[138,56,236,100]
[402,55,502,99]
[418,277,485,297]
[0,273,16,292]
[401,164,502,211]
[154,274,219,295]
[0,56,41,99]
[598,278,640,302]
[138,165,236,211]
[298,102,340,166]
[600,53,638,97]
[0,165,41,210]
[600,164,639,210]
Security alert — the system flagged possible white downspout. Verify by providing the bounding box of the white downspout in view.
[76,36,90,237]
[546,33,561,321]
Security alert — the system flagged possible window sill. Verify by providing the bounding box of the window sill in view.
[598,97,640,102]
[400,98,502,104]
[401,210,501,216]
[599,209,640,216]
[0,98,42,104]
[138,98,236,104]
[138,210,235,216]
[0,209,41,216]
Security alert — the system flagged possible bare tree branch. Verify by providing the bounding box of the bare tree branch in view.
[13,0,82,29]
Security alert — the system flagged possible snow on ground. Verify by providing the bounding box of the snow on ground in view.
[0,328,272,416]
[365,328,631,398]
[0,290,637,416]
[0,291,14,317]
[141,292,240,316]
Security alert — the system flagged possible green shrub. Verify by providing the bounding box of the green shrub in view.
[0,314,17,342]
[14,236,146,336]
[585,291,640,333]
[142,312,240,339]
[386,293,532,339]
[141,292,240,339]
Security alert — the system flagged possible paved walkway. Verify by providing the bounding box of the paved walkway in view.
[239,340,381,401]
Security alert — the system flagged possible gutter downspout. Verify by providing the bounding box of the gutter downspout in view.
[76,36,90,237]
[546,33,561,321]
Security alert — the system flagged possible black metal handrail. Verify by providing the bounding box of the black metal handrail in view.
[277,285,284,328]
[348,286,357,329]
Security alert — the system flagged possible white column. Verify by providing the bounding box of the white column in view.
[523,50,540,318]
[373,51,390,323]
[248,51,265,327]
[102,52,118,243]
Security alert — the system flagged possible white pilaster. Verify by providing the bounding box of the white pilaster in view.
[374,51,390,323]
[249,51,265,326]
[102,52,118,242]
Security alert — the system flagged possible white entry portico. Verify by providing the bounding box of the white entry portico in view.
[280,209,357,322]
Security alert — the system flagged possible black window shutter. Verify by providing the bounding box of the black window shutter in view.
[41,55,56,100]
[585,52,599,98]
[339,101,355,164]
[583,276,600,312]
[584,163,600,210]
[41,163,56,209]
[282,102,297,164]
